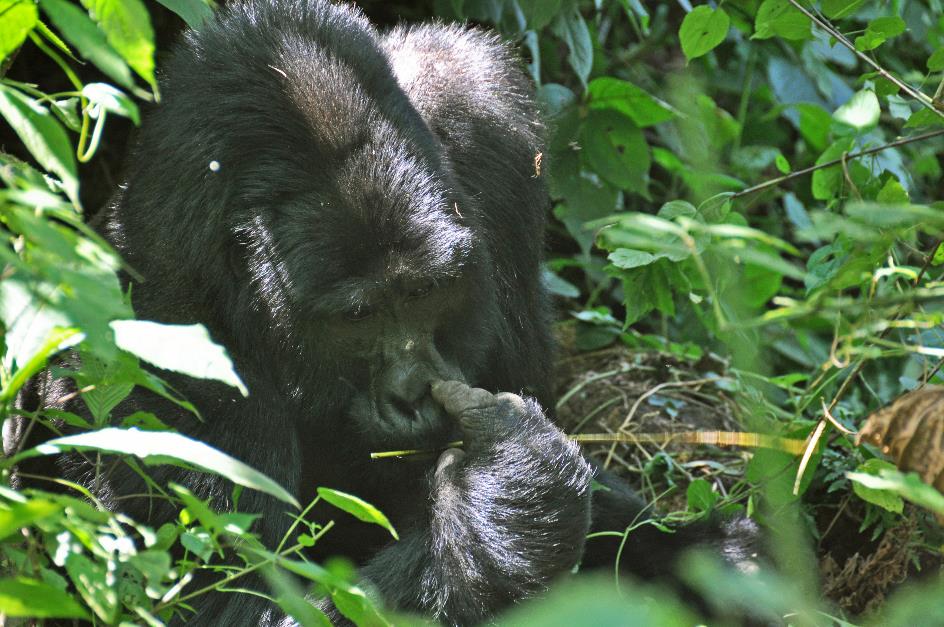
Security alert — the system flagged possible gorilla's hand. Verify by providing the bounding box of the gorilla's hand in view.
[360,381,592,624]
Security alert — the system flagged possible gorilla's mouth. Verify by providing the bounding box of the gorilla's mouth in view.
[371,395,458,447]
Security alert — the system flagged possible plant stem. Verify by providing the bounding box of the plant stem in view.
[731,128,944,198]
[786,0,942,114]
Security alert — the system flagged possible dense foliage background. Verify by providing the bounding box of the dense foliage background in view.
[2,0,944,624]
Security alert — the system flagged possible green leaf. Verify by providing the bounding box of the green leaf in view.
[753,0,811,40]
[0,0,38,61]
[854,16,905,51]
[110,320,248,396]
[608,248,658,269]
[0,85,78,205]
[550,4,592,86]
[79,0,155,87]
[811,138,854,200]
[876,177,910,204]
[0,499,61,541]
[517,0,560,30]
[581,109,650,193]
[833,89,880,130]
[929,48,944,72]
[82,82,140,124]
[847,468,944,516]
[686,479,719,513]
[0,577,90,619]
[849,459,904,513]
[794,103,832,152]
[822,0,866,20]
[154,0,214,29]
[39,0,135,89]
[587,77,677,127]
[317,488,398,540]
[14,428,300,508]
[679,5,729,61]
[65,553,117,623]
[904,108,944,129]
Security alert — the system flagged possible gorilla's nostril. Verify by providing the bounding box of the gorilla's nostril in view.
[390,396,418,421]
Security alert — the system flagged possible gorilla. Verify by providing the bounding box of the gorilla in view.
[13,0,759,624]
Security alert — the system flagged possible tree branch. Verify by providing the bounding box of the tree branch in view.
[786,0,943,115]
[731,128,944,198]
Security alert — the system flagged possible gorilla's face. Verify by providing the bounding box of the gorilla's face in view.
[229,139,499,450]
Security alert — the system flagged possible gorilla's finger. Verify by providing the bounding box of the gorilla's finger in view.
[431,380,496,417]
[435,447,466,481]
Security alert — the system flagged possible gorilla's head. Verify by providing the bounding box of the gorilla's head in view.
[108,1,506,449]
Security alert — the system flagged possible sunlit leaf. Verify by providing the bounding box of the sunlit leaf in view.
[82,82,140,124]
[110,320,248,396]
[833,89,880,130]
[79,0,155,87]
[0,0,38,61]
[0,577,90,619]
[39,0,134,89]
[317,488,398,540]
[13,428,299,507]
[0,85,78,205]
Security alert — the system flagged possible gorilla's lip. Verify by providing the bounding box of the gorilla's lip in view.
[371,403,457,448]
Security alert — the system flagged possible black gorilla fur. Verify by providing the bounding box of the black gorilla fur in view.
[14,1,761,624]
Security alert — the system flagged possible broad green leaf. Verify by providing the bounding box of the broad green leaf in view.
[0,85,78,205]
[39,0,134,89]
[82,82,140,124]
[550,5,592,86]
[794,103,831,152]
[822,0,866,19]
[608,249,658,269]
[0,577,90,619]
[587,77,676,127]
[317,488,398,540]
[679,5,729,61]
[929,48,944,72]
[849,459,904,513]
[847,468,944,516]
[854,16,906,51]
[79,0,155,87]
[14,428,300,507]
[876,177,910,204]
[811,138,854,200]
[0,0,38,61]
[110,320,248,396]
[833,89,880,130]
[154,0,214,29]
[581,109,650,193]
[775,153,791,174]
[65,553,117,623]
[904,108,944,129]
[517,0,560,30]
[686,479,719,513]
[753,0,810,41]
[0,499,61,541]
[0,281,80,382]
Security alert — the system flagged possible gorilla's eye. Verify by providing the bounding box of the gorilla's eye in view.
[345,303,374,322]
[408,281,435,300]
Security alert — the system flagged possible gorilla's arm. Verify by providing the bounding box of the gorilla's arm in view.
[359,382,592,625]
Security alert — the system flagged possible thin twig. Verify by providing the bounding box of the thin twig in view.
[731,129,944,199]
[786,0,941,112]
